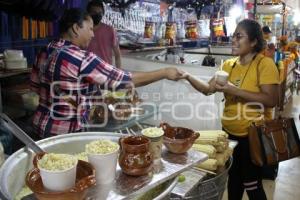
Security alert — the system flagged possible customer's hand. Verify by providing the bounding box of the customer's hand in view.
[215,81,237,94]
[164,68,188,81]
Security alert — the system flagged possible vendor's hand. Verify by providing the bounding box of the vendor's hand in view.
[165,68,188,81]
[182,71,192,80]
[215,81,237,94]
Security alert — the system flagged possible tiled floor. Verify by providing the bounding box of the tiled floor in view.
[222,94,300,200]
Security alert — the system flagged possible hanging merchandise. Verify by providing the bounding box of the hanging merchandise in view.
[144,21,155,39]
[155,22,166,45]
[176,22,185,40]
[185,20,198,39]
[262,15,274,23]
[39,21,47,38]
[31,19,38,40]
[212,18,225,37]
[22,17,29,40]
[165,22,177,45]
[198,19,210,38]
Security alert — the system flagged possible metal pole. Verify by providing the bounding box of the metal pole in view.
[282,2,286,36]
[254,0,257,20]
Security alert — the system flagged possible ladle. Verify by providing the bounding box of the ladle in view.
[0,113,44,154]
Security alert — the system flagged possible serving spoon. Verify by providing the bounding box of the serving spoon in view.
[0,113,44,154]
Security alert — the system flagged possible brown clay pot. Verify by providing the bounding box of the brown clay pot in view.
[119,136,153,176]
[26,153,96,200]
[160,122,200,154]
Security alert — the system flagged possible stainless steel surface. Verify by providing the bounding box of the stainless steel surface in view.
[0,132,207,199]
[0,113,44,153]
[153,176,178,200]
[171,168,206,198]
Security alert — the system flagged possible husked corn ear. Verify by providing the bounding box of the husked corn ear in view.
[215,141,229,153]
[196,159,218,171]
[216,148,233,166]
[192,144,216,158]
[227,147,233,156]
[216,151,228,166]
[194,137,219,145]
[196,130,228,142]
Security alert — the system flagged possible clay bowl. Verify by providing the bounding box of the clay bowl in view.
[26,154,96,200]
[111,104,132,123]
[160,122,200,154]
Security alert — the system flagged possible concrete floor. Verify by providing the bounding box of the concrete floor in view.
[222,94,300,200]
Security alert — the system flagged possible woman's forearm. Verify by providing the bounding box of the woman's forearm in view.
[187,75,215,95]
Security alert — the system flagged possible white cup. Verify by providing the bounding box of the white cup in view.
[39,161,77,191]
[215,70,229,85]
[141,127,164,161]
[88,148,119,185]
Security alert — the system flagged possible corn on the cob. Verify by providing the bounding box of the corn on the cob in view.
[192,144,216,158]
[216,147,233,166]
[196,159,218,171]
[194,137,219,145]
[215,141,229,153]
[216,151,228,166]
[196,130,228,142]
[227,147,233,156]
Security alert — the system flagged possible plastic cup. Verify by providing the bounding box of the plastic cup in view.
[87,148,119,185]
[215,70,229,85]
[141,127,164,161]
[39,160,78,191]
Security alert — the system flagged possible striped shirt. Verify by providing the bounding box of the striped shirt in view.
[30,39,132,138]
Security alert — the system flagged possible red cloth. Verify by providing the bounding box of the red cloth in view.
[87,23,118,65]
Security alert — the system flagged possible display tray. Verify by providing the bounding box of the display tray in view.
[21,148,207,200]
[86,147,208,199]
[0,133,207,200]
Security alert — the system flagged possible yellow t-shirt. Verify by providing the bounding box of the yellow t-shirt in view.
[221,54,280,136]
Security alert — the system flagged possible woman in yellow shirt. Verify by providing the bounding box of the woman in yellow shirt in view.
[185,19,279,200]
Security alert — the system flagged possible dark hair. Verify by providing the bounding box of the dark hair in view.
[262,26,272,34]
[59,8,91,35]
[237,19,264,53]
[87,0,104,13]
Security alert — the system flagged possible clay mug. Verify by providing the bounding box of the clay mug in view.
[118,136,153,176]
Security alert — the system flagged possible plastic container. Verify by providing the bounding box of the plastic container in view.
[3,50,24,60]
[4,58,27,69]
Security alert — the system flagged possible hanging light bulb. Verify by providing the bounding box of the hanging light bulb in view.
[229,4,243,20]
[293,10,300,26]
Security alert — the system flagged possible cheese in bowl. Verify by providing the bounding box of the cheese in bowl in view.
[86,140,119,155]
[38,153,77,171]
